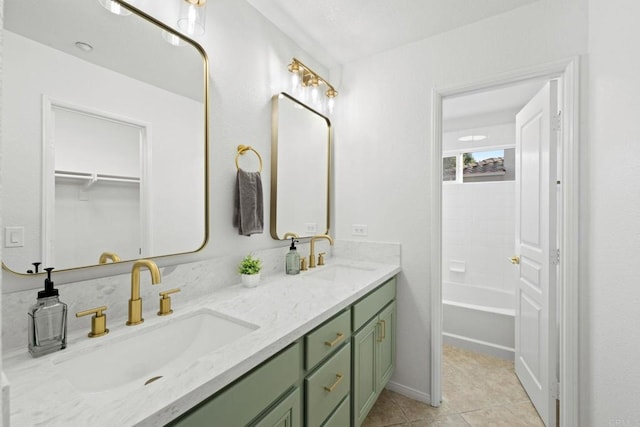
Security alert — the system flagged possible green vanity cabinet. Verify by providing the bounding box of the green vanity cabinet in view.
[252,388,302,427]
[167,275,397,427]
[351,278,397,426]
[169,342,302,427]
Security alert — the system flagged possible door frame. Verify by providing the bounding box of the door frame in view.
[42,96,152,265]
[429,57,580,426]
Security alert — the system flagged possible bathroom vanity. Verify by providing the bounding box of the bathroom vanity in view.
[3,258,399,426]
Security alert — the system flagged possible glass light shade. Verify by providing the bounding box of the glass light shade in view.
[98,0,131,16]
[161,30,186,47]
[178,0,207,36]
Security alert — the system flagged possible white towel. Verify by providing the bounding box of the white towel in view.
[233,169,264,236]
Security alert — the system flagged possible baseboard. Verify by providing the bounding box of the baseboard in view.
[385,381,431,405]
[443,333,515,361]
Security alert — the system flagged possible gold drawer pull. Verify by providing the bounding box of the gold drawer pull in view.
[324,373,344,392]
[381,319,386,340]
[324,332,345,348]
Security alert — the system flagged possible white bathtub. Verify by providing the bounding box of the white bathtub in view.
[442,282,515,360]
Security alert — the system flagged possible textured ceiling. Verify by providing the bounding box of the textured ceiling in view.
[247,0,539,66]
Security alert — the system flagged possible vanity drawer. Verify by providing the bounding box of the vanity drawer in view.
[352,277,396,331]
[321,396,350,427]
[305,343,351,427]
[305,309,351,370]
[171,342,301,427]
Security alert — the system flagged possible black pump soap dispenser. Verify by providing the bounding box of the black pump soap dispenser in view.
[28,267,67,357]
[285,237,301,275]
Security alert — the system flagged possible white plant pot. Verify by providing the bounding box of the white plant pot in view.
[241,273,260,288]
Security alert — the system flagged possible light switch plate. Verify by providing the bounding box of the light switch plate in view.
[5,226,25,248]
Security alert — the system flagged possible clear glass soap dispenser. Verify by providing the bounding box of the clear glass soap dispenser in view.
[285,237,301,275]
[28,267,67,357]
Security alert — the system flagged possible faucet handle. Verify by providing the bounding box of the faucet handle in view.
[300,257,308,271]
[158,288,181,316]
[318,252,326,266]
[76,306,109,338]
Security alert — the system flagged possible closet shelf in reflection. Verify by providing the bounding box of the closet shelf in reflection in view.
[54,170,140,189]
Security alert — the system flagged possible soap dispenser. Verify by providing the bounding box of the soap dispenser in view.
[28,267,67,357]
[285,237,301,275]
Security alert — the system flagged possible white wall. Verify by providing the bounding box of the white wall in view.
[333,0,587,403]
[585,0,640,424]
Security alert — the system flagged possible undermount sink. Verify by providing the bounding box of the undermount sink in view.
[53,309,258,399]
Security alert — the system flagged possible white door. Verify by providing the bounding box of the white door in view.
[513,80,558,426]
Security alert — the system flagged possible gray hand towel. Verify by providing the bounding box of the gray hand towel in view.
[233,169,264,236]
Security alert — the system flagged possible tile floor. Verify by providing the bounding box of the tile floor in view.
[363,344,544,426]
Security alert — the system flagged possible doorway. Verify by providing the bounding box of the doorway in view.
[430,58,580,427]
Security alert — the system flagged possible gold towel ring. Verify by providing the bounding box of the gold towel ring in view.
[235,145,263,172]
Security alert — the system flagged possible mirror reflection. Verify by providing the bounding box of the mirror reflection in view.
[271,93,331,239]
[2,0,208,273]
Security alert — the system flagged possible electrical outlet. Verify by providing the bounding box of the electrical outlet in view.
[304,223,317,234]
[352,224,368,236]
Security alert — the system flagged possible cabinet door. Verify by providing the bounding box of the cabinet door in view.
[376,302,395,390]
[351,316,378,426]
[253,387,301,427]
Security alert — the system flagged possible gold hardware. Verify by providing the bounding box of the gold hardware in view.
[324,332,345,348]
[323,373,344,393]
[309,234,334,268]
[381,319,386,341]
[288,58,338,100]
[158,288,181,316]
[76,306,109,338]
[283,232,300,239]
[300,257,308,271]
[127,259,161,326]
[377,321,383,342]
[235,145,263,172]
[98,252,121,264]
[318,252,326,266]
[509,255,521,265]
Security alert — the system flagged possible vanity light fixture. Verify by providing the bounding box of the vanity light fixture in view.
[98,0,131,16]
[178,0,207,36]
[288,58,338,113]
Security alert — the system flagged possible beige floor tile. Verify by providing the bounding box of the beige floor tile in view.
[461,406,530,427]
[365,345,539,426]
[411,414,471,426]
[506,401,545,426]
[388,390,456,421]
[362,389,408,427]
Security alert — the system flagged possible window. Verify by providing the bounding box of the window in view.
[443,148,515,183]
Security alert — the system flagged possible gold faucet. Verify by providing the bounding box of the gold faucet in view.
[309,234,334,268]
[283,232,300,239]
[127,259,161,326]
[98,252,121,264]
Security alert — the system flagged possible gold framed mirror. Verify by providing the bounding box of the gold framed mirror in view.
[2,0,209,274]
[271,93,331,240]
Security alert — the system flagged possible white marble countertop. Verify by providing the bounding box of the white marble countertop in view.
[4,257,400,426]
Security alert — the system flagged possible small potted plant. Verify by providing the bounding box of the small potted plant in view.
[238,254,262,287]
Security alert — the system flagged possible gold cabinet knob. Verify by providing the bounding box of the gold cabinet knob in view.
[508,255,521,265]
[158,288,181,316]
[76,306,109,338]
[318,252,326,266]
